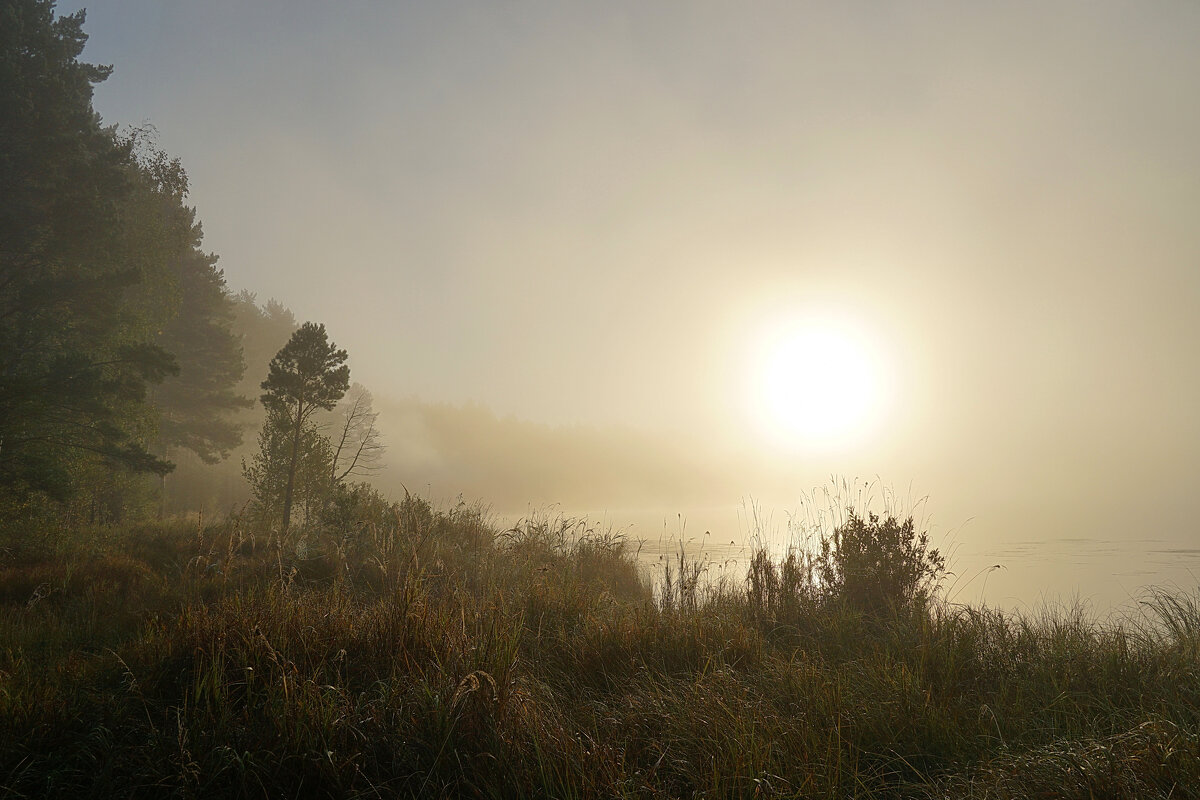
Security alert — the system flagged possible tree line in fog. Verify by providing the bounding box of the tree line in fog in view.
[0,1,382,533]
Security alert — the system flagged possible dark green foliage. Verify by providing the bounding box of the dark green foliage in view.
[242,406,332,530]
[257,322,350,533]
[112,129,250,470]
[0,1,173,498]
[0,1,246,510]
[153,261,250,464]
[319,479,394,533]
[155,294,299,518]
[260,322,351,420]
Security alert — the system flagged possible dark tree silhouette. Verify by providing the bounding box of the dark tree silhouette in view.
[0,1,179,499]
[127,133,251,467]
[259,322,349,533]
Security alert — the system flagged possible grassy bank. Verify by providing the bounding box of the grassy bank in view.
[1,497,1198,798]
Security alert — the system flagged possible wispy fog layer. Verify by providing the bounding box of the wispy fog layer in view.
[66,1,1200,565]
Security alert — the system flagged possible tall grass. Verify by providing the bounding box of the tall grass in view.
[1,497,1197,798]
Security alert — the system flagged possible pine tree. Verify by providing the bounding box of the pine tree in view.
[243,407,332,532]
[258,323,349,533]
[0,1,178,499]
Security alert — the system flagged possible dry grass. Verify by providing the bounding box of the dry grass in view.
[1,497,1198,798]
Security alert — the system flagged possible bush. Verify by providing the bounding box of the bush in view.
[319,480,396,532]
[815,510,945,617]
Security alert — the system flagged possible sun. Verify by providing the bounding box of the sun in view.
[748,315,890,451]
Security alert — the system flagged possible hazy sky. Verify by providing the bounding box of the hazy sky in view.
[61,1,1200,551]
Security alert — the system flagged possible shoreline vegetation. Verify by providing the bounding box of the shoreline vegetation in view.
[2,492,1197,798]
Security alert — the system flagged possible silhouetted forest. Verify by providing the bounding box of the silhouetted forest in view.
[0,2,390,535]
[1,0,709,532]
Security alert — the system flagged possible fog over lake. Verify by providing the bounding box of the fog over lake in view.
[58,0,1200,616]
[496,504,1198,616]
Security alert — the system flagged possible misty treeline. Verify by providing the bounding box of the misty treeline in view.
[0,1,383,537]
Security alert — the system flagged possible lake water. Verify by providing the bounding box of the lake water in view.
[507,505,1200,618]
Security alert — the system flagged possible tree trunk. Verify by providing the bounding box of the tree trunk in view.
[280,403,304,534]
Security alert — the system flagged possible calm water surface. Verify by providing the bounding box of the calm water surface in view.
[523,505,1200,617]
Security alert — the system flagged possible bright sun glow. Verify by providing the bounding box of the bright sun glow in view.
[749,315,890,451]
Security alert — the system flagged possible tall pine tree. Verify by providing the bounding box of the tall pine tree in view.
[258,323,349,533]
[0,2,249,515]
[0,1,175,499]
